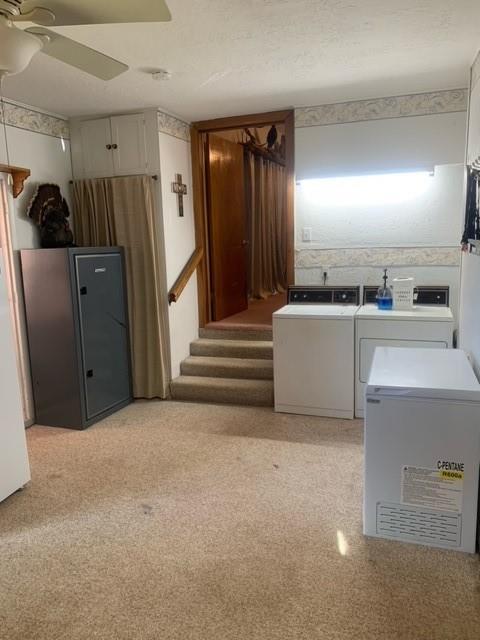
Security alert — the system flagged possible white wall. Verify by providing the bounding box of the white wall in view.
[467,56,480,165]
[459,252,480,376]
[158,131,198,379]
[0,116,72,424]
[295,106,467,319]
[296,111,466,180]
[296,164,464,249]
[459,52,480,371]
[0,125,72,249]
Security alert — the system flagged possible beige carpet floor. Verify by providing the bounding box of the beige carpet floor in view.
[1,401,479,640]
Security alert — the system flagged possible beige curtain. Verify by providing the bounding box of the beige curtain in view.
[72,175,171,399]
[245,152,287,299]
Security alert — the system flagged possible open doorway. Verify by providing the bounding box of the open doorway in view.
[191,110,294,329]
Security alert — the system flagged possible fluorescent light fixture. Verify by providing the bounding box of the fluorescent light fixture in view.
[298,170,433,207]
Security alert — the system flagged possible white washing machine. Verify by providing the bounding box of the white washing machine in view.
[355,305,454,418]
[364,347,480,552]
[273,286,360,419]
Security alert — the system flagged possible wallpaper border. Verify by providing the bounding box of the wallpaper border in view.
[157,110,190,142]
[295,247,461,269]
[0,100,70,139]
[295,89,468,128]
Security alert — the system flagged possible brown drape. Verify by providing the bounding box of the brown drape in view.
[245,152,287,299]
[72,175,170,399]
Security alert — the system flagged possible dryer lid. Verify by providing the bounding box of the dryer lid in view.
[357,305,453,321]
[274,304,360,320]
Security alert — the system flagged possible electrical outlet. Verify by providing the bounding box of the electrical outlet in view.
[302,227,312,243]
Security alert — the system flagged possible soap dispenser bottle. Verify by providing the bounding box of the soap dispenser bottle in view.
[377,269,393,310]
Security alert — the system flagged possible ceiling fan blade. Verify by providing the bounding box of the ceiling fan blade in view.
[20,0,171,26]
[25,28,129,80]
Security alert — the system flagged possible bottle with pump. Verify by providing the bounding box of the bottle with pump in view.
[376,268,393,310]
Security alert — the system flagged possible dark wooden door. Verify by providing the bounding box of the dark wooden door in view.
[206,133,248,320]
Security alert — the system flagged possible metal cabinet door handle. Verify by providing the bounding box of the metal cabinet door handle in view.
[106,144,112,150]
[112,144,118,150]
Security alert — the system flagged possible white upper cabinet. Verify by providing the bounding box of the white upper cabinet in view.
[110,114,148,176]
[71,113,149,179]
[79,118,114,179]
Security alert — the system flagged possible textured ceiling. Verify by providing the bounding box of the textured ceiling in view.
[3,0,480,121]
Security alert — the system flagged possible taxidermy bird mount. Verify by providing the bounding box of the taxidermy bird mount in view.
[27,183,75,248]
[267,125,278,149]
[0,0,171,80]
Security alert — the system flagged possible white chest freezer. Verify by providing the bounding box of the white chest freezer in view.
[355,305,454,418]
[0,250,30,503]
[273,304,359,418]
[364,347,480,553]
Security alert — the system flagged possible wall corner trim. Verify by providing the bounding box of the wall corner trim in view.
[471,52,480,90]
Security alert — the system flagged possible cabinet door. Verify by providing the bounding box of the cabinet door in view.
[110,114,148,176]
[79,118,114,178]
[74,253,131,421]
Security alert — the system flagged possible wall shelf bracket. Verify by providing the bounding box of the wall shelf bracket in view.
[0,164,31,198]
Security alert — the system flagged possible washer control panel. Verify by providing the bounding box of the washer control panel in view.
[287,286,360,305]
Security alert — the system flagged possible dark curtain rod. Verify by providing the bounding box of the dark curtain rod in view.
[241,141,285,167]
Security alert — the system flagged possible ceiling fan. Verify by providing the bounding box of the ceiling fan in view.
[0,0,172,81]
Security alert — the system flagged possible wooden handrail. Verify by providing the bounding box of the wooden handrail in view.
[168,247,204,304]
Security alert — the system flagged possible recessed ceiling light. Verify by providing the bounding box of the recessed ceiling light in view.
[152,69,172,81]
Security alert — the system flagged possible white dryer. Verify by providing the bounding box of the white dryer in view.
[355,305,454,418]
[274,286,360,419]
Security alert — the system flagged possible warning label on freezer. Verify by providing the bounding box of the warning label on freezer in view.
[401,466,463,513]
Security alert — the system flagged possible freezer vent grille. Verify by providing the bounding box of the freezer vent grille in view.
[376,502,461,547]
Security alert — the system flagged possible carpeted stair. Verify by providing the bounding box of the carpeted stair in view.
[170,328,274,407]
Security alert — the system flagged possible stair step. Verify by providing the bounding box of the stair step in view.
[170,376,274,407]
[181,356,273,380]
[200,327,273,341]
[190,338,273,360]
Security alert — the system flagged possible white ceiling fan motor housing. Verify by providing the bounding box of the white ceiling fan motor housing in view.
[0,15,43,77]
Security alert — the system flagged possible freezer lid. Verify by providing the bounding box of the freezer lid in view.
[357,304,453,321]
[366,347,480,402]
[273,304,360,320]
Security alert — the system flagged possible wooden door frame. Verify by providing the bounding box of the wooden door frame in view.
[191,109,295,327]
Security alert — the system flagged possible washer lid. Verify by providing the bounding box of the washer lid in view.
[273,304,360,320]
[367,347,480,402]
[357,304,453,321]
